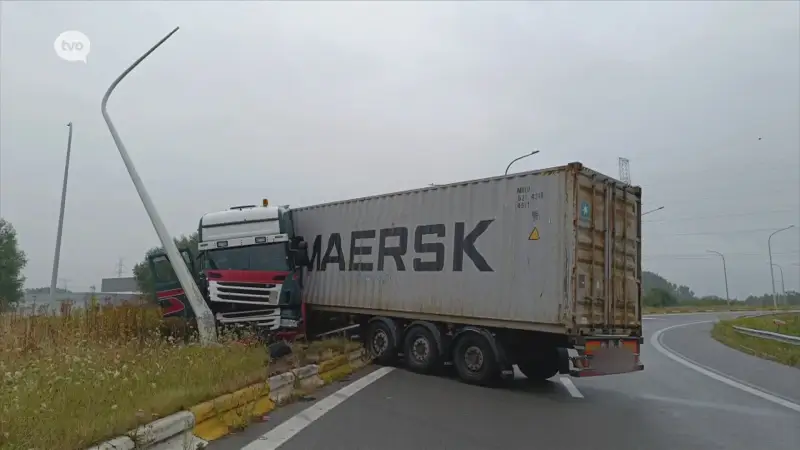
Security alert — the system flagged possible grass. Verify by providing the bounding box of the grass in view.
[292,337,360,364]
[711,313,800,368]
[0,302,354,450]
[726,313,800,337]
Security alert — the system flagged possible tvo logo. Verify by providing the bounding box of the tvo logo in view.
[54,30,91,63]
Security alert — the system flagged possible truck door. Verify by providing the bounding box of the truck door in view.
[147,249,196,320]
[573,166,642,336]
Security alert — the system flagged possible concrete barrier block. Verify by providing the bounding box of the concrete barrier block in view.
[293,364,324,391]
[190,399,217,424]
[86,436,135,450]
[292,363,319,379]
[344,341,362,353]
[320,362,354,384]
[250,395,276,418]
[146,431,207,450]
[131,411,195,448]
[318,354,348,373]
[193,416,230,442]
[347,348,365,362]
[268,371,296,405]
[212,383,264,412]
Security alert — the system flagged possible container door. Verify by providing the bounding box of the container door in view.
[572,166,641,335]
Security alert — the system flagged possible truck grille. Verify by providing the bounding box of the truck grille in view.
[216,308,281,330]
[208,281,281,306]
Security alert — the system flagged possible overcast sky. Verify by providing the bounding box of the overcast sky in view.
[1,0,798,298]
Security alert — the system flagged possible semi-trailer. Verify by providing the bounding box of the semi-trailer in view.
[150,162,644,385]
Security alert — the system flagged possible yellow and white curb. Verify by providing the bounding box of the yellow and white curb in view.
[86,412,205,450]
[85,347,370,450]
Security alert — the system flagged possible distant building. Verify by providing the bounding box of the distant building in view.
[16,277,143,316]
[101,277,139,293]
[19,291,143,316]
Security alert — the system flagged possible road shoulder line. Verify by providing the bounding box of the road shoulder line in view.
[241,367,394,450]
[651,321,800,414]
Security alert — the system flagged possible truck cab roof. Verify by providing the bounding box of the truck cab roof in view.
[199,206,283,243]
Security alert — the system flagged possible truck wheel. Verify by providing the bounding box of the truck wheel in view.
[517,349,559,381]
[403,326,440,374]
[453,332,499,386]
[366,321,397,365]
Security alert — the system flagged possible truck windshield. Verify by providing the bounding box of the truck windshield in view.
[203,243,289,272]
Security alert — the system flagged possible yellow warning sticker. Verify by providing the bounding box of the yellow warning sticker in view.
[528,227,540,240]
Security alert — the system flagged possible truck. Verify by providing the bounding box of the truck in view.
[149,162,644,385]
[148,203,306,337]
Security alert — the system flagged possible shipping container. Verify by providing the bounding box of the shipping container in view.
[291,162,642,338]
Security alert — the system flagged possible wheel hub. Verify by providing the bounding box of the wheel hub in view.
[372,330,389,355]
[464,345,484,372]
[411,336,429,362]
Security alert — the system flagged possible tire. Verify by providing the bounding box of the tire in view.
[366,321,397,365]
[268,340,293,359]
[452,332,499,386]
[403,326,440,374]
[517,349,559,382]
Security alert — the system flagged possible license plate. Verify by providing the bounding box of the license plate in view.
[591,347,637,374]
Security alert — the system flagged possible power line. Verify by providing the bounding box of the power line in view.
[643,182,800,204]
[643,208,798,224]
[641,167,799,187]
[647,227,800,237]
[644,250,799,259]
[621,153,798,178]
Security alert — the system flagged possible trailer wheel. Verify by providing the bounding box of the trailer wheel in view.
[403,326,440,374]
[517,349,559,382]
[453,332,499,386]
[366,321,397,365]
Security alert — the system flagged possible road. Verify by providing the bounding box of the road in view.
[210,312,800,450]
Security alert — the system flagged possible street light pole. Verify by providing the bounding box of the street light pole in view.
[49,122,73,305]
[768,225,795,310]
[505,150,540,175]
[771,263,786,306]
[101,27,217,344]
[706,250,730,305]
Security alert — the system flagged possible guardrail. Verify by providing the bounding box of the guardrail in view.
[732,326,800,346]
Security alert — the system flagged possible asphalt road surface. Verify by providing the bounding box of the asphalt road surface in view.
[210,312,800,450]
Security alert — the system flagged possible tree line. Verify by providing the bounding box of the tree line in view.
[642,270,800,307]
[0,218,27,310]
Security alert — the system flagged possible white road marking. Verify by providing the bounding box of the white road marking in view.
[642,317,664,320]
[559,377,584,398]
[651,321,800,414]
[242,367,394,450]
